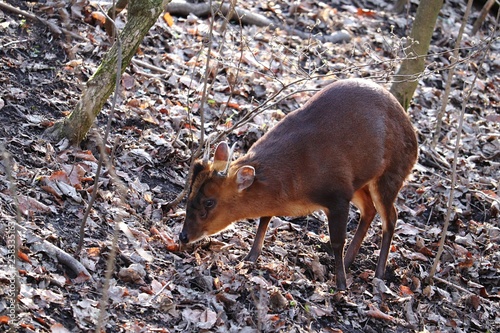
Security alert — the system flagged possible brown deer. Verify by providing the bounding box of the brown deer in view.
[179,79,418,290]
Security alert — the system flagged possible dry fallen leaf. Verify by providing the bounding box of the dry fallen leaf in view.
[399,285,414,296]
[366,303,395,322]
[163,12,174,27]
[400,248,428,261]
[151,226,180,252]
[269,289,288,311]
[90,11,106,26]
[118,263,147,284]
[18,250,31,263]
[357,8,376,17]
[73,271,91,284]
[73,150,98,162]
[86,247,101,257]
[2,0,499,331]
[17,195,56,216]
[51,323,71,333]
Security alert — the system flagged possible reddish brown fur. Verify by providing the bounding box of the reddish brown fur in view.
[180,79,418,290]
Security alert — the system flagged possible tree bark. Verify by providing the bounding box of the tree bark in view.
[45,0,168,145]
[390,0,444,110]
[471,0,496,35]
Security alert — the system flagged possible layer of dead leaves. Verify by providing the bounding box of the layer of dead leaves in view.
[0,0,499,332]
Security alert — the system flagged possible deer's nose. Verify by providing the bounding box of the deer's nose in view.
[179,232,189,244]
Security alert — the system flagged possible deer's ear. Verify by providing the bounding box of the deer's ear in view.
[236,166,255,192]
[213,142,229,172]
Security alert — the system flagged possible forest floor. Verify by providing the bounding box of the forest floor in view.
[0,0,499,332]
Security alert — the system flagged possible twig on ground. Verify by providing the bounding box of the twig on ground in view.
[433,276,499,307]
[132,59,176,74]
[3,39,29,47]
[0,220,93,279]
[0,1,86,41]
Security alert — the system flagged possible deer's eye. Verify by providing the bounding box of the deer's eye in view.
[204,199,216,209]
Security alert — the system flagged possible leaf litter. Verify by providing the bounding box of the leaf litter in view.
[0,0,499,332]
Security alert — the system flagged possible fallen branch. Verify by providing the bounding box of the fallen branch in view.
[132,58,176,74]
[164,0,351,43]
[166,0,272,26]
[0,1,86,41]
[433,276,499,307]
[1,220,93,280]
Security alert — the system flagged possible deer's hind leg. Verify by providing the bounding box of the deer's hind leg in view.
[369,176,402,279]
[344,185,377,269]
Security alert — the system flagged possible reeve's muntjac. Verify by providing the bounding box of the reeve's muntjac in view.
[179,78,418,290]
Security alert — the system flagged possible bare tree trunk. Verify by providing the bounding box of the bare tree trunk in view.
[472,0,496,35]
[390,0,444,110]
[44,0,167,145]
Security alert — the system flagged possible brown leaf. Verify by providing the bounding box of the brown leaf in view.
[400,248,428,261]
[121,73,135,90]
[216,292,238,306]
[73,150,98,162]
[49,170,70,183]
[20,323,35,330]
[357,8,376,17]
[51,323,70,333]
[468,295,481,310]
[366,304,395,322]
[41,185,63,199]
[18,250,31,263]
[458,253,475,269]
[358,270,372,282]
[34,316,47,326]
[418,246,434,257]
[399,285,414,296]
[86,247,101,257]
[151,227,180,252]
[127,98,141,107]
[139,286,153,295]
[452,243,469,257]
[60,164,86,188]
[269,290,288,311]
[73,271,91,284]
[90,11,106,26]
[163,12,174,27]
[118,263,146,284]
[225,101,241,110]
[17,195,56,215]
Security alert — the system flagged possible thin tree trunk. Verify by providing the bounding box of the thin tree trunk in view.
[390,0,444,110]
[471,0,496,35]
[44,0,167,145]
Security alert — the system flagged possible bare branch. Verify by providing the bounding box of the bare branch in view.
[429,7,498,280]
